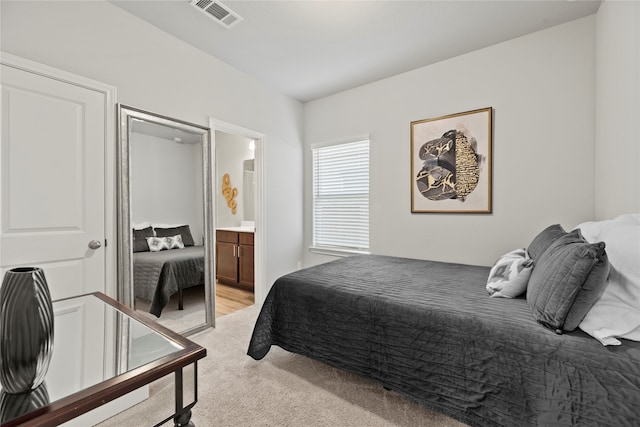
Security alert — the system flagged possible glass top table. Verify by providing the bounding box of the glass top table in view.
[0,292,207,427]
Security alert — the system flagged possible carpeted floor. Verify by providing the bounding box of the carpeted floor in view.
[135,286,207,333]
[97,304,467,427]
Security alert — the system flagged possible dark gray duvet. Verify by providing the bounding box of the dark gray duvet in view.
[248,255,640,426]
[133,246,204,317]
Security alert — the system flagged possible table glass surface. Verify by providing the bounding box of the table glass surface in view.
[0,294,184,425]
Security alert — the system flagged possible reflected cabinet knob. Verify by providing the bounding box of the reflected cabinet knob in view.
[88,240,102,250]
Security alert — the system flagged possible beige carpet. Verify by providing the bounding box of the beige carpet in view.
[97,304,467,427]
[135,286,207,334]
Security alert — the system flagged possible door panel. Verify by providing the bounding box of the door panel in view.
[46,297,106,398]
[216,241,238,283]
[1,64,106,299]
[28,259,90,300]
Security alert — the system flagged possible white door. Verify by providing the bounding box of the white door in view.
[1,60,107,300]
[1,56,116,412]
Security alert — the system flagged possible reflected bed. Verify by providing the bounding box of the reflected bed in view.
[133,246,205,317]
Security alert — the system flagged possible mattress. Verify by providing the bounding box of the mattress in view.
[248,255,640,426]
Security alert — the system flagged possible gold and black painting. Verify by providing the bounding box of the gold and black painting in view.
[411,107,492,213]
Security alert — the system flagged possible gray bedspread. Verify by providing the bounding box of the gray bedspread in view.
[133,246,205,317]
[248,255,640,426]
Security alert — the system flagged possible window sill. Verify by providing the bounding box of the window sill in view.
[308,246,371,258]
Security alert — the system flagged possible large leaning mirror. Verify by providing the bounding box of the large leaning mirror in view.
[117,104,214,335]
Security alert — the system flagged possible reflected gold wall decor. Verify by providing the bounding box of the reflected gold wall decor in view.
[411,107,492,213]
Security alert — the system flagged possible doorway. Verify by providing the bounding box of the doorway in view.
[210,119,265,316]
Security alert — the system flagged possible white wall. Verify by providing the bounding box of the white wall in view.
[304,16,597,267]
[595,0,640,218]
[4,1,635,283]
[1,1,304,290]
[131,133,204,242]
[215,131,253,228]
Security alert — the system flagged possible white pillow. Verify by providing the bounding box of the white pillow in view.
[167,234,185,250]
[486,248,534,298]
[146,236,170,252]
[578,214,640,345]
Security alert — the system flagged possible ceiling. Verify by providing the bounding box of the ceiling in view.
[132,119,203,145]
[112,0,601,103]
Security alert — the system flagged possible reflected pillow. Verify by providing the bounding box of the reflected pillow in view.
[486,249,534,298]
[146,236,170,252]
[167,234,185,250]
[133,222,152,230]
[155,225,194,247]
[133,226,154,253]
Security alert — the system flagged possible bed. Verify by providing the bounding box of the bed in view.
[248,216,640,426]
[133,246,205,317]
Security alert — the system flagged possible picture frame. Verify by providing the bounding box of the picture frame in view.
[411,107,492,213]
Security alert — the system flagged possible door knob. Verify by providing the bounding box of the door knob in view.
[88,240,102,250]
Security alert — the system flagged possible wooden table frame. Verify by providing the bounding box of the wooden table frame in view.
[2,292,207,427]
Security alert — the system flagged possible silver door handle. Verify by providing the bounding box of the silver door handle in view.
[88,240,102,250]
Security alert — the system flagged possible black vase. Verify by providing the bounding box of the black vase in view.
[0,267,54,394]
[0,383,50,423]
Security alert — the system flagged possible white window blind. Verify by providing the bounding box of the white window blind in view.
[312,140,369,252]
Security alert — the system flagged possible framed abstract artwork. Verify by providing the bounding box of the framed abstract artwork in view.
[411,107,493,213]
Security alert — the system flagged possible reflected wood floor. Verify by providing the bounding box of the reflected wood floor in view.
[216,282,254,317]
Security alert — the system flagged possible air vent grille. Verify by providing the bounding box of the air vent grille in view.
[206,3,229,20]
[195,0,212,9]
[190,0,243,29]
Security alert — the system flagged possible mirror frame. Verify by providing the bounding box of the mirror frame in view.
[116,104,215,334]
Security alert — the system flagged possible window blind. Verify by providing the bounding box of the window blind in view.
[312,140,369,251]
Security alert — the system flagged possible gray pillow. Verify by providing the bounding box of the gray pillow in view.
[132,226,154,253]
[526,229,608,332]
[563,239,610,331]
[527,224,567,262]
[155,225,195,247]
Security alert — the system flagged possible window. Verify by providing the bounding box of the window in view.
[312,139,369,253]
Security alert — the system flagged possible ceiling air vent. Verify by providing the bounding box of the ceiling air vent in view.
[191,0,243,29]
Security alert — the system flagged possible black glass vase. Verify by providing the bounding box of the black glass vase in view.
[0,267,54,394]
[0,383,50,423]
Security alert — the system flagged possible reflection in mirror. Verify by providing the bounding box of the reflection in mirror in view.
[125,315,183,370]
[117,105,214,336]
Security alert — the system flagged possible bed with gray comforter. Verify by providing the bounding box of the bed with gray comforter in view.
[133,246,205,317]
[248,254,640,426]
